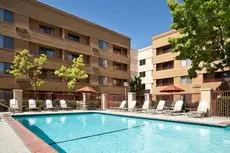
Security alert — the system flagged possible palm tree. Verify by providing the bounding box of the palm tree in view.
[130,76,144,92]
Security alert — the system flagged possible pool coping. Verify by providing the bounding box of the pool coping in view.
[4,116,58,153]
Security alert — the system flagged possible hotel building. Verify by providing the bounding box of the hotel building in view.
[137,46,153,94]
[0,0,131,95]
[152,30,228,103]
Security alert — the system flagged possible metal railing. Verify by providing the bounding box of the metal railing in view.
[0,102,15,116]
[211,90,230,116]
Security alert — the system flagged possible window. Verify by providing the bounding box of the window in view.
[0,8,14,23]
[203,71,230,83]
[39,47,55,58]
[0,35,14,49]
[67,54,79,61]
[99,58,108,67]
[113,47,121,54]
[156,45,171,55]
[113,79,126,86]
[181,59,192,67]
[181,76,192,84]
[39,25,54,35]
[99,76,108,85]
[142,84,146,90]
[98,40,108,50]
[139,72,146,77]
[0,62,11,74]
[156,61,174,71]
[156,78,174,87]
[113,62,127,71]
[139,59,146,66]
[67,33,80,42]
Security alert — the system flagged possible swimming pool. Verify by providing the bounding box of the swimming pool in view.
[15,113,230,153]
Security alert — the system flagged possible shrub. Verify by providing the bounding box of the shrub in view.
[22,100,28,108]
[87,101,100,110]
[36,100,44,108]
[67,100,77,108]
[53,99,60,107]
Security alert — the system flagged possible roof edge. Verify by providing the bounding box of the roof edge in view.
[152,30,178,41]
[138,46,152,52]
[28,0,131,40]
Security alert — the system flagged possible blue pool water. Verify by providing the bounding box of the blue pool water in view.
[14,113,230,153]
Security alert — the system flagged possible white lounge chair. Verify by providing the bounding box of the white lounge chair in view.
[9,99,21,112]
[163,100,184,115]
[28,99,40,111]
[149,100,166,114]
[45,99,58,111]
[135,100,150,112]
[122,100,137,111]
[187,100,208,118]
[60,100,72,110]
[110,100,126,111]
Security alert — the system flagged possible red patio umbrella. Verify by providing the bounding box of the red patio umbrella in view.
[160,85,185,101]
[76,86,97,93]
[160,85,185,93]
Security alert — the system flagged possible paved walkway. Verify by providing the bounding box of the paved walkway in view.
[0,110,230,153]
[0,118,30,153]
[101,110,230,127]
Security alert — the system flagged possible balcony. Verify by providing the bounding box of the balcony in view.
[203,77,230,83]
[156,45,171,55]
[203,71,230,83]
[156,61,174,71]
[156,78,174,87]
[113,46,128,57]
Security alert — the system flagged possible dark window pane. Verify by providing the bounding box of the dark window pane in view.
[67,33,80,42]
[39,47,55,58]
[0,8,3,21]
[3,9,14,23]
[0,35,3,48]
[139,59,146,66]
[4,36,14,49]
[99,40,108,50]
[0,62,11,74]
[39,25,54,35]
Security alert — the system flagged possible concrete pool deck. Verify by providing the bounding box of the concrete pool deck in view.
[1,110,230,153]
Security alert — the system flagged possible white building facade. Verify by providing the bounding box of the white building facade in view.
[138,46,153,94]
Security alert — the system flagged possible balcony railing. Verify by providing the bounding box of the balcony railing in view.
[156,65,174,71]
[156,82,174,87]
[203,77,230,83]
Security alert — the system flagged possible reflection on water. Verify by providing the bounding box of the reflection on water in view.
[28,118,36,125]
[199,128,210,145]
[46,117,52,124]
[60,117,66,123]
[158,123,164,130]
[127,119,136,128]
[175,125,182,131]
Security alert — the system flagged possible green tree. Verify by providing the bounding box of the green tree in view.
[167,0,230,78]
[9,49,48,91]
[55,55,88,90]
[130,76,144,92]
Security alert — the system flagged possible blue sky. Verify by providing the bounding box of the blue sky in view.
[38,0,172,49]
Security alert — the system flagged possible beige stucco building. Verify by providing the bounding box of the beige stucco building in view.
[152,30,228,103]
[130,49,138,78]
[0,0,131,96]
